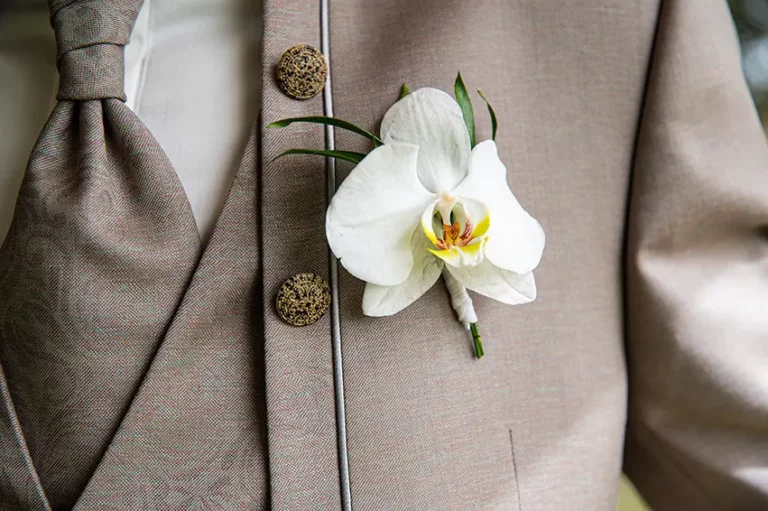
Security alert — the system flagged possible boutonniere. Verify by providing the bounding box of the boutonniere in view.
[268,73,545,358]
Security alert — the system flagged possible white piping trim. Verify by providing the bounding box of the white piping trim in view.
[320,1,352,510]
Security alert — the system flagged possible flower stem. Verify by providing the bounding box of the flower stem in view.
[470,322,484,359]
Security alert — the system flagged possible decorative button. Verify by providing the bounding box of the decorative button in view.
[276,44,327,100]
[275,273,331,326]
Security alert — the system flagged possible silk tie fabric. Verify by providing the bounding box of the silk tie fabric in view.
[0,1,200,508]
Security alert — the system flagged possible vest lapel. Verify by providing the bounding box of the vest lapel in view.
[76,129,270,509]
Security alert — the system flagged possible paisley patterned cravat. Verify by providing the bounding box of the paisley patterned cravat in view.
[0,1,200,508]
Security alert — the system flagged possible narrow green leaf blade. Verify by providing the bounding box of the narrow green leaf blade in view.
[477,90,498,141]
[399,83,410,99]
[272,148,368,164]
[454,72,475,147]
[266,116,383,146]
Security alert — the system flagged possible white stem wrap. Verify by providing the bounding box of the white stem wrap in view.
[442,268,478,327]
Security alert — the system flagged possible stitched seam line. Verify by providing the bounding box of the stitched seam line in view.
[509,429,523,511]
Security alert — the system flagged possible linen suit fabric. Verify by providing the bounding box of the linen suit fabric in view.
[624,0,768,509]
[0,0,766,510]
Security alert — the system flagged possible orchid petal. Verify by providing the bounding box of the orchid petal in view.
[446,261,537,305]
[380,88,471,194]
[363,230,444,316]
[327,142,434,286]
[453,140,545,274]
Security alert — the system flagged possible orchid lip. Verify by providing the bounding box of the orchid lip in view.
[421,195,490,268]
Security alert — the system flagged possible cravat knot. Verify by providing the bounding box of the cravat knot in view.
[50,0,143,101]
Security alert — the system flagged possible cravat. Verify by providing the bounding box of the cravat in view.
[0,1,200,508]
[0,0,271,508]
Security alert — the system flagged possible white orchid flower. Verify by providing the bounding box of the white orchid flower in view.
[326,87,545,317]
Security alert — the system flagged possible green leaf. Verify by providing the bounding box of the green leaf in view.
[477,90,498,141]
[399,83,410,99]
[454,72,475,147]
[272,148,368,164]
[266,116,383,147]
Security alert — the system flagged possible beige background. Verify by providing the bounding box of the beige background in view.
[618,478,650,510]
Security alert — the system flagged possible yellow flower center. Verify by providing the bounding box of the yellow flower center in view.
[437,221,472,249]
[421,195,490,267]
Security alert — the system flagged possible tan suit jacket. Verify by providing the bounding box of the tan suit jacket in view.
[0,0,766,509]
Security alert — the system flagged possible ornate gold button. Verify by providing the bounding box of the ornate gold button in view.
[275,273,331,326]
[276,44,327,100]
